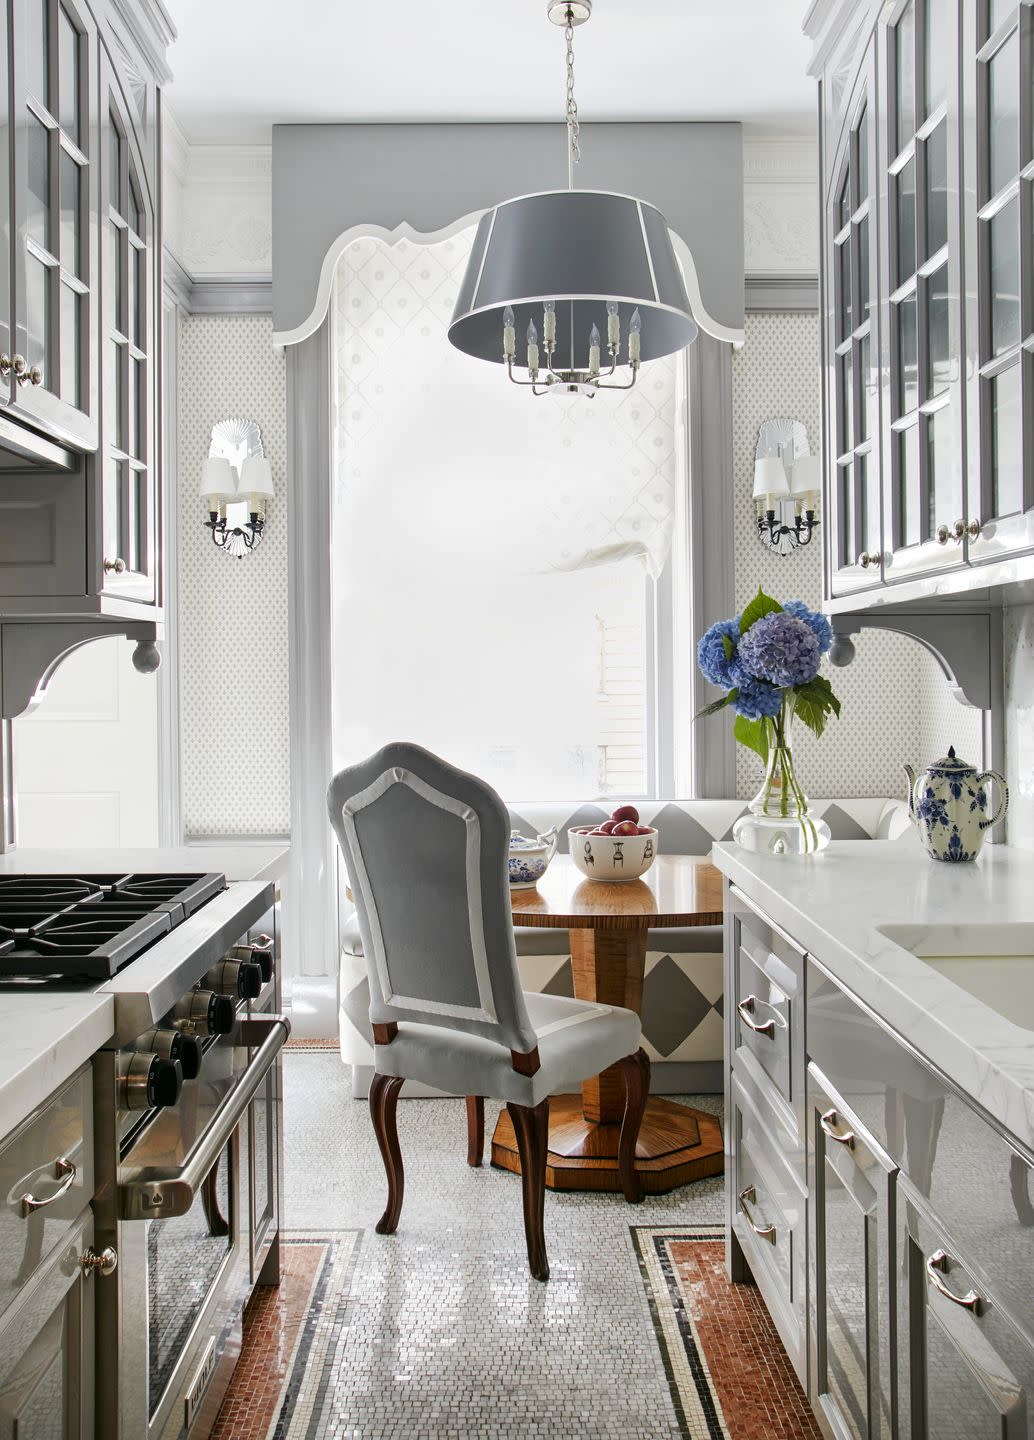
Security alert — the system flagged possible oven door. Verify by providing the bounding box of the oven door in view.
[115,1015,289,1440]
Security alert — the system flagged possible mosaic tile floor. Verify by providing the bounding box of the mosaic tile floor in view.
[275,1053,725,1439]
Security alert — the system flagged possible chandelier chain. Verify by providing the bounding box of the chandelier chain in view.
[565,13,580,189]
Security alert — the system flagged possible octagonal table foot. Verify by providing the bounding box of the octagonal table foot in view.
[491,1095,724,1195]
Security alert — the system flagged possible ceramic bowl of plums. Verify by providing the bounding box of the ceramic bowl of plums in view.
[568,805,659,883]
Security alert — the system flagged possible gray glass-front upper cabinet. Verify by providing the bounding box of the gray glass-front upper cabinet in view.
[810,0,1034,605]
[8,0,98,449]
[98,47,155,603]
[963,0,1034,566]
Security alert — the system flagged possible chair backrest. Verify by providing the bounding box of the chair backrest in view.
[327,742,538,1055]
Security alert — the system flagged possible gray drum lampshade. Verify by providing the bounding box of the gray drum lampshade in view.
[448,190,699,370]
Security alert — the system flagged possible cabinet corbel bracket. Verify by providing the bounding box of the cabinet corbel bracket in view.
[829,610,997,711]
[0,620,160,720]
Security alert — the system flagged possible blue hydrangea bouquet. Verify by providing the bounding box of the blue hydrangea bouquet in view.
[696,588,841,854]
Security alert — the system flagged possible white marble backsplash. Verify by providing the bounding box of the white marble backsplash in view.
[1003,597,1034,852]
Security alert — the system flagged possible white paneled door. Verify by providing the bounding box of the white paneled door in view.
[12,637,159,847]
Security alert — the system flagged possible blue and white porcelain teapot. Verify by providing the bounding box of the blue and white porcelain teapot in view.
[904,747,1009,863]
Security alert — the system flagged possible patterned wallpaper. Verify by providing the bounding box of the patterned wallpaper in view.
[177,313,290,837]
[730,312,981,800]
[1003,594,1034,851]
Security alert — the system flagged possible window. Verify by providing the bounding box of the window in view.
[331,227,684,799]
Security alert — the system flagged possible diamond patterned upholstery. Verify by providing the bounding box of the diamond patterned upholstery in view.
[338,797,911,1080]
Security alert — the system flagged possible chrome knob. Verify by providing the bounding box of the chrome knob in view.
[27,364,43,387]
[966,518,982,539]
[935,525,951,545]
[0,353,10,377]
[857,551,880,569]
[80,1246,118,1277]
[11,354,28,385]
[103,557,127,574]
[951,518,966,542]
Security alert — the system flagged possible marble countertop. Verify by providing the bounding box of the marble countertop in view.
[0,994,114,1139]
[713,836,1034,1150]
[0,843,289,884]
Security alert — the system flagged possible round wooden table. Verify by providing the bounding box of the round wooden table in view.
[493,853,726,1195]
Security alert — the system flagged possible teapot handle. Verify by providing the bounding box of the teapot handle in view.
[974,772,1010,831]
[537,826,559,861]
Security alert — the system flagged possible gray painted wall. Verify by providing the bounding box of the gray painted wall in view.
[271,122,744,342]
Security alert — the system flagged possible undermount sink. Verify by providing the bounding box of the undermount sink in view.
[877,923,1034,1031]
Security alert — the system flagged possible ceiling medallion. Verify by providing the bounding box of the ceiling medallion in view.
[448,1,698,397]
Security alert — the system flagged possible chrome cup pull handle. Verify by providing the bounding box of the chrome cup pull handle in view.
[820,1108,855,1149]
[736,995,776,1037]
[926,1248,983,1314]
[21,1157,76,1216]
[737,1184,776,1244]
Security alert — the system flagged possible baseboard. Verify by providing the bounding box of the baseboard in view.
[347,1058,722,1100]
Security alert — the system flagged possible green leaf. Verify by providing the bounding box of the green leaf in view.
[739,588,783,636]
[734,714,770,761]
[694,691,735,721]
[721,632,736,660]
[792,675,842,738]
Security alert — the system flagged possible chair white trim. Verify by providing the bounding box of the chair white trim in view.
[342,765,498,1023]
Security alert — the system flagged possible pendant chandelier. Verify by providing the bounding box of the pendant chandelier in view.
[448,0,698,397]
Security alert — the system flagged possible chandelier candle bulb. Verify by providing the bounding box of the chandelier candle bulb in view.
[543,299,557,347]
[527,319,540,376]
[629,308,642,364]
[503,305,516,359]
[607,300,620,348]
[588,323,601,376]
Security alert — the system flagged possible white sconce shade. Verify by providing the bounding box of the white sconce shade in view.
[752,456,790,503]
[199,456,236,503]
[239,456,274,498]
[789,454,821,502]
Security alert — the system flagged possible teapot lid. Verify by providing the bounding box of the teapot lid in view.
[927,746,976,775]
[509,830,539,850]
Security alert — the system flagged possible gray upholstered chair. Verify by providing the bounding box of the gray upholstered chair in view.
[327,742,650,1281]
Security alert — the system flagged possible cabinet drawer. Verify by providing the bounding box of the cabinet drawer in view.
[730,1068,808,1384]
[0,1066,93,1312]
[730,892,804,1124]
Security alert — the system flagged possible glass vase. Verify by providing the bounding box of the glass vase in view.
[732,695,831,855]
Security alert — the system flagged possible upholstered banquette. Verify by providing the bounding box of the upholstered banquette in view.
[338,796,911,1093]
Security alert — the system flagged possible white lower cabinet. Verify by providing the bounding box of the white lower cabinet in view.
[0,1206,95,1439]
[807,1063,895,1440]
[896,1177,1034,1440]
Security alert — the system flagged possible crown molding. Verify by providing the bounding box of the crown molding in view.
[163,248,272,313]
[742,134,819,187]
[110,0,175,84]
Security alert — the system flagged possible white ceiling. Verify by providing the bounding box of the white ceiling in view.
[165,0,816,145]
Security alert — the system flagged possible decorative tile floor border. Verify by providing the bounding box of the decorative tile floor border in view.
[284,1038,341,1051]
[631,1224,821,1440]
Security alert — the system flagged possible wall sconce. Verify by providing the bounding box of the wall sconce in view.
[752,418,820,557]
[199,419,274,559]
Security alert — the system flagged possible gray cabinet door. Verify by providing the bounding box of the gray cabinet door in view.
[97,46,156,605]
[9,0,98,450]
[0,0,12,406]
[0,1206,95,1439]
[896,1174,1034,1440]
[808,1061,895,1440]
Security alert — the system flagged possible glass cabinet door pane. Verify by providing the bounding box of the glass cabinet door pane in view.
[898,293,919,414]
[838,173,851,233]
[989,198,1020,353]
[26,115,51,251]
[25,256,50,364]
[927,263,951,395]
[110,340,124,448]
[57,6,78,142]
[133,247,145,349]
[109,120,122,213]
[899,423,922,546]
[991,363,1023,516]
[859,333,871,441]
[839,239,852,337]
[924,0,950,117]
[26,0,49,107]
[839,353,854,452]
[130,356,145,461]
[59,149,79,275]
[59,281,78,404]
[839,464,856,563]
[857,111,869,204]
[897,157,917,285]
[925,120,948,257]
[130,175,143,238]
[927,405,956,534]
[858,215,870,318]
[896,3,916,154]
[988,30,1019,198]
[988,0,1015,35]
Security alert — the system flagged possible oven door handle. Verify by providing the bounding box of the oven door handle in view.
[117,1015,290,1221]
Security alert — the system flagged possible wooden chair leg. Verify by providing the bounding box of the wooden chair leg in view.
[617,1048,650,1204]
[506,1098,551,1282]
[369,1073,405,1234]
[465,1095,485,1167]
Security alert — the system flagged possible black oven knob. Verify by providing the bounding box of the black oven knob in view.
[205,960,262,1002]
[121,1053,183,1111]
[230,935,274,983]
[173,990,235,1037]
[205,992,236,1034]
[141,1028,203,1080]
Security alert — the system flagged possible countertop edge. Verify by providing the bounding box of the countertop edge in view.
[0,995,115,1141]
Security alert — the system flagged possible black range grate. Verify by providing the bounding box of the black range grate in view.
[0,873,227,980]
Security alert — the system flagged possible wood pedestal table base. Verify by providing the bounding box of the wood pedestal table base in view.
[492,856,725,1195]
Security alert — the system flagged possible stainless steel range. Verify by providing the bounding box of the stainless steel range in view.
[0,872,288,1440]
